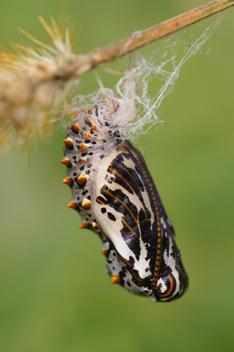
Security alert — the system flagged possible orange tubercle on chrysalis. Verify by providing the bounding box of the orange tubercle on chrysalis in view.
[79,144,88,150]
[62,177,72,186]
[67,201,77,209]
[77,174,87,185]
[81,200,91,210]
[71,123,80,133]
[63,139,73,148]
[111,275,121,284]
[61,158,71,167]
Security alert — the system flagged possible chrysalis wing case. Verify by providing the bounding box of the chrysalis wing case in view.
[62,100,188,302]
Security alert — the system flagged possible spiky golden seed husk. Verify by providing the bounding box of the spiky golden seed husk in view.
[0,17,78,149]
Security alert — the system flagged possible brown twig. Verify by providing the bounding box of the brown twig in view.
[0,0,233,148]
[65,0,234,78]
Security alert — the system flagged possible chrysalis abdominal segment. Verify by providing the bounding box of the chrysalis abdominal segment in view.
[62,99,188,302]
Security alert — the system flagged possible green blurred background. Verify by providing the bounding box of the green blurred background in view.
[0,1,234,351]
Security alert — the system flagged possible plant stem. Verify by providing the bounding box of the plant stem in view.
[65,0,233,77]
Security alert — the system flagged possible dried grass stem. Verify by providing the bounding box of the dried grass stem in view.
[0,0,233,148]
[66,0,234,77]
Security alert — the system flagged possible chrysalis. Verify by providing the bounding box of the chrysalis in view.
[62,99,188,302]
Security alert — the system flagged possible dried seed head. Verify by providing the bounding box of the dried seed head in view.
[0,17,78,149]
[0,12,224,149]
[34,82,58,108]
